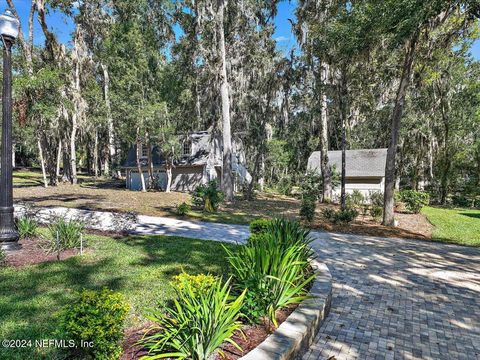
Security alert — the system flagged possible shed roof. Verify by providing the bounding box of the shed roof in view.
[307,148,387,178]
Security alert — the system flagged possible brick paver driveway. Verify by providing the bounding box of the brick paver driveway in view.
[304,232,480,360]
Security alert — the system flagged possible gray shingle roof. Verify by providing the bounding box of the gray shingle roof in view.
[308,148,387,177]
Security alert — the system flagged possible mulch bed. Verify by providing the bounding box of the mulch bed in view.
[121,305,298,360]
[311,204,434,240]
[4,237,80,267]
[217,305,297,360]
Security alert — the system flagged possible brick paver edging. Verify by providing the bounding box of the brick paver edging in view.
[240,259,332,360]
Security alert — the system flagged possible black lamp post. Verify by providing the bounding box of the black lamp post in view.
[0,9,19,251]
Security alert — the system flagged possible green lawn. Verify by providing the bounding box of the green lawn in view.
[422,206,480,246]
[0,233,234,359]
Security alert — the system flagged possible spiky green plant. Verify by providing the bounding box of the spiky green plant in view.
[225,218,315,326]
[140,277,245,360]
[16,216,38,239]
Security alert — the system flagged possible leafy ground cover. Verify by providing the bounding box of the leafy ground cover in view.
[422,206,480,246]
[0,233,232,359]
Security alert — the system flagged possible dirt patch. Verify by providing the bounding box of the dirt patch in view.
[4,237,80,267]
[218,305,297,360]
[311,203,434,240]
[121,323,156,360]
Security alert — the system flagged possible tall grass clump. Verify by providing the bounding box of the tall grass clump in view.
[225,218,315,326]
[140,276,245,360]
[47,217,85,251]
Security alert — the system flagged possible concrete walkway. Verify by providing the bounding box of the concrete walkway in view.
[18,205,480,359]
[16,205,249,244]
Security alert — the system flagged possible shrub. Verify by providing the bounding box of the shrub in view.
[322,208,358,224]
[299,170,323,201]
[16,216,38,239]
[276,176,293,196]
[47,217,85,252]
[300,196,316,222]
[59,289,129,360]
[346,190,364,209]
[192,180,224,213]
[224,219,314,326]
[175,202,191,216]
[321,208,337,222]
[451,195,472,208]
[397,190,430,213]
[0,248,6,266]
[334,208,359,223]
[370,206,383,221]
[369,191,384,207]
[171,272,217,297]
[249,219,272,235]
[141,277,245,360]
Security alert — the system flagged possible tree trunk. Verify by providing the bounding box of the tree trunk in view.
[56,140,62,178]
[165,163,172,193]
[440,118,450,205]
[383,35,418,226]
[102,63,115,177]
[62,140,71,183]
[136,130,146,192]
[70,113,78,184]
[258,153,265,192]
[94,129,99,178]
[319,62,332,202]
[37,137,48,188]
[147,137,154,189]
[338,67,348,210]
[218,0,234,202]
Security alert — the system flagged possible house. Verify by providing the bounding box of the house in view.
[123,131,252,192]
[307,148,387,200]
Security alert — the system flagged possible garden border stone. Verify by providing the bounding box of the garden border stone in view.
[239,259,332,360]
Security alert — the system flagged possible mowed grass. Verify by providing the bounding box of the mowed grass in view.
[422,206,480,246]
[0,233,234,359]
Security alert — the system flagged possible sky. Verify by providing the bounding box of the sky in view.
[3,0,480,60]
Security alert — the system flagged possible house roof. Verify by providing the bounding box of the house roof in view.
[307,148,387,178]
[123,131,229,168]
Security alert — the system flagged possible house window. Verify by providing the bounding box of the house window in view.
[183,141,192,157]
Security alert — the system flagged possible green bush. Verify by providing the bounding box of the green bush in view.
[224,219,314,326]
[140,277,245,360]
[322,208,358,224]
[15,216,38,239]
[276,176,293,196]
[171,272,217,297]
[249,219,272,234]
[321,208,337,222]
[334,208,359,223]
[47,217,85,252]
[397,190,430,213]
[451,195,472,208]
[299,170,323,200]
[192,180,224,213]
[300,196,316,222]
[175,202,191,216]
[369,191,384,207]
[370,206,383,221]
[59,289,130,360]
[346,190,364,209]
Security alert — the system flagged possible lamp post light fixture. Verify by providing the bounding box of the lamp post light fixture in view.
[0,9,20,251]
